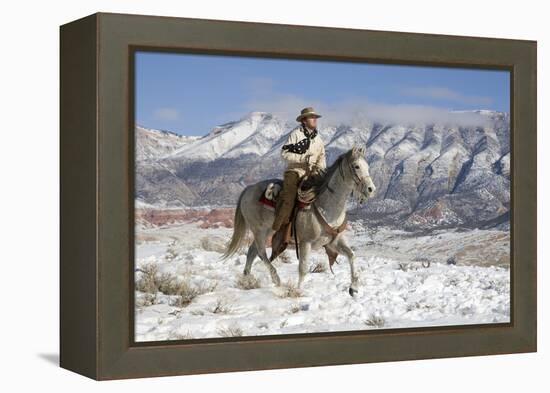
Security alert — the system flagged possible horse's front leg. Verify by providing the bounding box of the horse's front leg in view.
[297,241,311,289]
[335,236,359,296]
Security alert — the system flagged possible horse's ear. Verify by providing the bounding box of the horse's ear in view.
[352,145,366,158]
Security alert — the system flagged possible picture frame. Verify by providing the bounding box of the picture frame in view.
[60,12,537,380]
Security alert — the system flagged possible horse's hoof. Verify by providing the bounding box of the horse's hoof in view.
[349,287,358,297]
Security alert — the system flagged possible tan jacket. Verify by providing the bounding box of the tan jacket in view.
[281,125,326,178]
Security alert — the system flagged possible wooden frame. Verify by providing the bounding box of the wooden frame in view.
[60,12,537,380]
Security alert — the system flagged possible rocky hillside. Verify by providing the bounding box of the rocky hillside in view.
[135,110,510,230]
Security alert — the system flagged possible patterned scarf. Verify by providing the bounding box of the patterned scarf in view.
[282,124,318,155]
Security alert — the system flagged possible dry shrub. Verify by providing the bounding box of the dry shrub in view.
[136,263,216,307]
[289,304,301,314]
[217,325,243,337]
[278,281,303,298]
[364,313,386,328]
[236,274,261,290]
[171,281,218,307]
[165,243,179,261]
[310,262,327,273]
[200,236,227,253]
[135,293,157,307]
[169,281,201,307]
[279,252,292,264]
[136,264,174,294]
[169,331,193,340]
[397,262,409,271]
[257,322,269,329]
[413,255,432,268]
[210,298,233,314]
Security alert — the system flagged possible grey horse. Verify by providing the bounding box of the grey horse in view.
[222,146,376,296]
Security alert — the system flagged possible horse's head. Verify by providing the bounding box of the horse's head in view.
[345,145,376,203]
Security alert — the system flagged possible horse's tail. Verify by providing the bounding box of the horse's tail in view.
[221,189,248,260]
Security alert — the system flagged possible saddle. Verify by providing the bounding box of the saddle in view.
[258,178,346,273]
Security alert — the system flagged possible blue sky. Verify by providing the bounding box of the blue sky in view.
[135,51,510,136]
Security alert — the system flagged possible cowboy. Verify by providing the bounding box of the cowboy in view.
[272,107,327,232]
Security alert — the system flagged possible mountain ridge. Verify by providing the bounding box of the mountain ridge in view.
[136,110,510,230]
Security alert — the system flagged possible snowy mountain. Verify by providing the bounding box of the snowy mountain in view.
[165,112,290,161]
[135,110,511,230]
[135,126,201,206]
[136,125,199,162]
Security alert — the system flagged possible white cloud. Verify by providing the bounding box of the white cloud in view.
[243,95,491,127]
[400,86,493,106]
[153,107,181,122]
[239,77,494,127]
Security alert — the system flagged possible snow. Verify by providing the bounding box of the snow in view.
[133,110,511,341]
[134,220,510,341]
[165,112,285,161]
[135,125,199,162]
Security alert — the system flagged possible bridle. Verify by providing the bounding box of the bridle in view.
[306,152,373,200]
[336,154,371,197]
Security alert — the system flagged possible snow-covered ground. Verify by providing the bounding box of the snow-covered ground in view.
[134,220,510,342]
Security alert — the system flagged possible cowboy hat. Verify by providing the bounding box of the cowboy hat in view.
[296,107,322,122]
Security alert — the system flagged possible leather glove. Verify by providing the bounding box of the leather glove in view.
[309,164,324,178]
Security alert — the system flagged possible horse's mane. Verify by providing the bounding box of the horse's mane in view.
[301,149,353,195]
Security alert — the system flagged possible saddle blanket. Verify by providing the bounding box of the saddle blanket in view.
[258,182,281,210]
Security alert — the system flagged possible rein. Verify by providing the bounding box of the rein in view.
[312,203,347,239]
[295,153,369,252]
[310,158,352,241]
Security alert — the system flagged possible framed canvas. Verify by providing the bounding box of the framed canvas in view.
[60,12,537,380]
